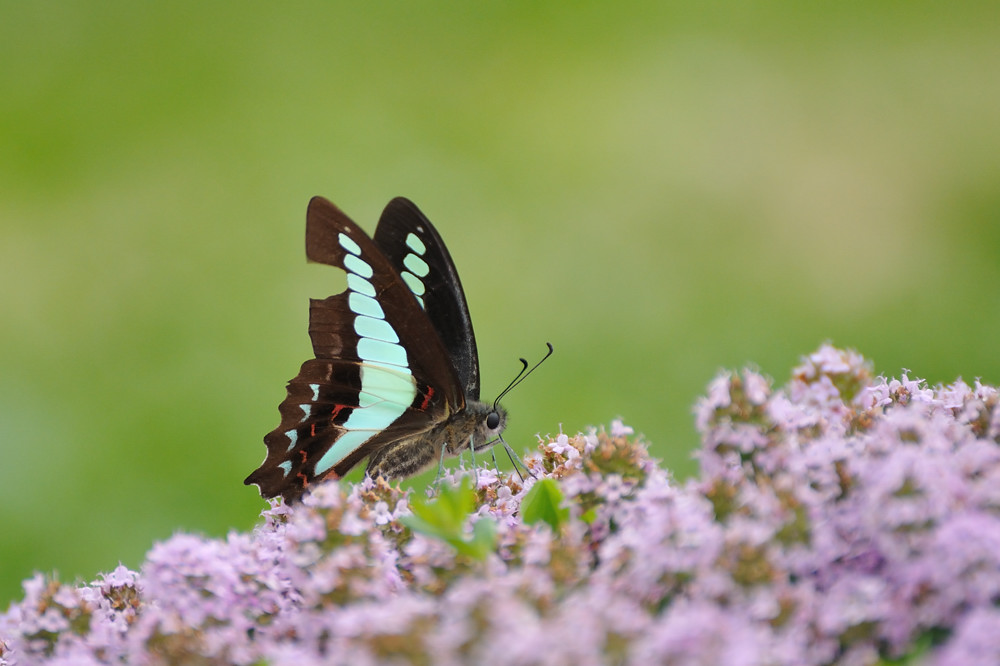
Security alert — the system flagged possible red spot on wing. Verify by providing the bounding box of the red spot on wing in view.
[297,449,310,487]
[420,386,435,411]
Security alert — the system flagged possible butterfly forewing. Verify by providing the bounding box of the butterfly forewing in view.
[374,198,481,400]
[245,197,466,502]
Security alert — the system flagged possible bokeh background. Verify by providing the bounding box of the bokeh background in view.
[3,2,999,605]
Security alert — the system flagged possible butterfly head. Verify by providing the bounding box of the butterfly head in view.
[465,342,553,454]
[466,399,508,452]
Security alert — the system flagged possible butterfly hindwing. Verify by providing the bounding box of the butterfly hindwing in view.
[245,197,466,502]
[248,358,439,498]
[374,197,482,401]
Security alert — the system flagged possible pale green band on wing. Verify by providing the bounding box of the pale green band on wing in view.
[350,393,411,429]
[313,429,371,475]
[401,269,427,309]
[401,271,425,296]
[403,253,430,277]
[348,292,386,319]
[354,315,399,343]
[312,230,417,478]
[357,362,417,404]
[313,363,416,475]
[347,273,376,297]
[343,254,373,278]
[357,337,409,367]
[338,233,362,256]
[405,232,426,255]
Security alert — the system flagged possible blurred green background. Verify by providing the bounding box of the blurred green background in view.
[2,2,999,606]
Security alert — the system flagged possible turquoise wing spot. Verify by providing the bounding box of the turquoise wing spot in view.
[348,394,409,429]
[312,363,416,475]
[403,253,429,277]
[401,271,426,309]
[278,460,293,477]
[405,232,426,255]
[338,233,362,256]
[359,363,419,405]
[284,429,298,452]
[347,273,376,297]
[401,271,425,296]
[357,338,409,367]
[313,430,370,475]
[299,404,312,422]
[309,384,320,401]
[348,292,385,319]
[344,254,373,278]
[354,315,399,343]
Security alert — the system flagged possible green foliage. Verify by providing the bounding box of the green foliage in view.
[877,629,948,665]
[521,478,569,531]
[400,479,497,561]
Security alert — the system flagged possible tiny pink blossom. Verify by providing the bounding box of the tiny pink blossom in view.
[610,418,634,437]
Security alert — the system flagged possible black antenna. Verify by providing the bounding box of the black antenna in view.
[493,342,554,411]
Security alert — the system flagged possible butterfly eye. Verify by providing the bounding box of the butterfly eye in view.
[486,411,501,430]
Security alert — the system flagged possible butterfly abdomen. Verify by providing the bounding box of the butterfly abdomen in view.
[364,401,508,480]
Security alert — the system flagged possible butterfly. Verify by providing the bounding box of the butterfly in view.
[245,196,515,503]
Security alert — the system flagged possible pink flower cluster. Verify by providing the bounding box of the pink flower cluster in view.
[4,345,1000,664]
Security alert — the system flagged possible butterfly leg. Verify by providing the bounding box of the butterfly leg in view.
[433,444,448,485]
[366,437,439,481]
[489,448,501,476]
[467,434,479,486]
[500,439,533,482]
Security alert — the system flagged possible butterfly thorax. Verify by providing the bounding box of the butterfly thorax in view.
[365,400,507,480]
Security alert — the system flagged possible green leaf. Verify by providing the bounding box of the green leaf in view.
[399,478,496,561]
[459,518,498,560]
[521,478,569,531]
[876,629,944,665]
